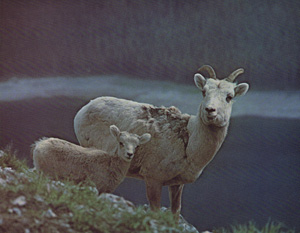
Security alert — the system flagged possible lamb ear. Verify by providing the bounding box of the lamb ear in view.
[194,74,206,90]
[234,83,249,97]
[110,125,120,140]
[139,133,151,145]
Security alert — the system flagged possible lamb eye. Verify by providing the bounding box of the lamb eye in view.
[119,142,124,147]
[226,95,233,103]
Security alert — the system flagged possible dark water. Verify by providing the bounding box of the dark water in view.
[1,97,299,231]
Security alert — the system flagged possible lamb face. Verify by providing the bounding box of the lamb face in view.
[194,66,249,127]
[110,125,151,162]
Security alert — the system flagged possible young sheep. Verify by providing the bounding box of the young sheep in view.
[74,65,249,217]
[32,125,151,193]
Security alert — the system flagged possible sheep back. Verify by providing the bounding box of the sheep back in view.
[32,137,129,193]
[74,97,191,181]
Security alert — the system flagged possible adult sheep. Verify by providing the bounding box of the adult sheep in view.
[74,65,249,217]
[32,125,151,193]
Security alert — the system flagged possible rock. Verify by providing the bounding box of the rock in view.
[8,207,22,216]
[34,194,45,203]
[98,193,135,213]
[99,194,199,232]
[0,178,6,186]
[0,166,30,186]
[157,206,199,233]
[11,195,27,206]
[43,208,57,218]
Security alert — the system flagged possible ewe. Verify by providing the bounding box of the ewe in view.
[74,65,249,216]
[32,125,151,193]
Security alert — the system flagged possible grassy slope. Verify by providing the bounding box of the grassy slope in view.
[0,148,193,233]
[0,148,296,233]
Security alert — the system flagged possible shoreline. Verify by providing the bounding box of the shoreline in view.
[1,76,300,119]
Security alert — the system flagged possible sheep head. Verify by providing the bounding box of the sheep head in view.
[110,125,151,162]
[194,65,249,127]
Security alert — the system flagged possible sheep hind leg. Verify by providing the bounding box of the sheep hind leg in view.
[169,184,184,222]
[145,178,162,211]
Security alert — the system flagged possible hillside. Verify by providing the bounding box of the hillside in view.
[0,148,199,233]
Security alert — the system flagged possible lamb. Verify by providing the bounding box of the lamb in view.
[32,125,151,193]
[73,65,249,217]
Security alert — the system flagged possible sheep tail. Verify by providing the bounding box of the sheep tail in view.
[30,143,36,159]
[30,137,49,159]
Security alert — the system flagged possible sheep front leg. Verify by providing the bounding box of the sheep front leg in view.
[145,178,162,211]
[169,184,184,221]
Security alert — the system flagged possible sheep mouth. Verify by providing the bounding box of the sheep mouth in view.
[203,114,226,127]
[124,155,134,161]
[205,115,228,128]
[206,115,216,121]
[205,114,217,122]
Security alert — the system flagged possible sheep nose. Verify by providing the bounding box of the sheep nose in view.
[127,152,133,157]
[205,107,216,113]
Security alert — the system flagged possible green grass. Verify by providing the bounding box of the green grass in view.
[0,145,28,172]
[215,220,295,233]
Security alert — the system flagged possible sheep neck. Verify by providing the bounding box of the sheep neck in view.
[186,109,229,170]
[112,147,131,176]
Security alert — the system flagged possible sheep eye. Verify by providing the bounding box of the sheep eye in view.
[119,142,124,147]
[202,90,206,97]
[226,95,233,103]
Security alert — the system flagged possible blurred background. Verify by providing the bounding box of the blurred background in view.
[1,0,299,231]
[1,0,299,89]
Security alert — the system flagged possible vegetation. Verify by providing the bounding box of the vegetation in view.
[216,220,295,233]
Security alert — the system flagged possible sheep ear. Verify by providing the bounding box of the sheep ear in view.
[234,83,249,97]
[194,74,206,90]
[139,133,151,145]
[110,125,120,140]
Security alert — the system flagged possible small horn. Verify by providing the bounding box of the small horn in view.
[226,68,244,82]
[197,65,217,80]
